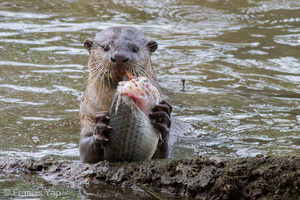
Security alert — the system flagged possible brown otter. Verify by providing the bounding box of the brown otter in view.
[79,26,172,163]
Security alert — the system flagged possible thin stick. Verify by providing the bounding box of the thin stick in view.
[181,79,186,91]
[138,184,167,200]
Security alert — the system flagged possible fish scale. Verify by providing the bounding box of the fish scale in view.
[103,77,160,162]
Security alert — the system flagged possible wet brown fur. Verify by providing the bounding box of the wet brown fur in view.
[79,26,163,163]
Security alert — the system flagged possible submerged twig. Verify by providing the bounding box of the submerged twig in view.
[181,78,186,91]
[138,184,167,200]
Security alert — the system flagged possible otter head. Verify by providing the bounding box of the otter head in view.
[84,26,158,87]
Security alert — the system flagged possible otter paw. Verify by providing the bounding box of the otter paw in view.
[95,111,110,124]
[152,100,172,117]
[149,100,172,140]
[93,111,112,144]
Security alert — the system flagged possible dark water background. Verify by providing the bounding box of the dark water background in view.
[1,0,300,199]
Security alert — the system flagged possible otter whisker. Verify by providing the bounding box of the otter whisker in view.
[86,59,113,91]
[84,65,103,86]
[89,68,104,84]
[134,63,157,86]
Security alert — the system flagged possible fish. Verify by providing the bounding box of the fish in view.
[103,76,161,162]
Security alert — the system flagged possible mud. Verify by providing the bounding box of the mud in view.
[1,155,299,199]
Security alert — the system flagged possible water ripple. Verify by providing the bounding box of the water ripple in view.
[0,36,62,45]
[240,0,300,14]
[0,61,85,69]
[30,46,86,55]
[0,97,45,106]
[0,84,78,94]
[274,34,300,46]
[0,21,121,33]
[0,11,53,19]
[21,117,62,121]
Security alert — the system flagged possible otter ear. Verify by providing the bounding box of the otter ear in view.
[147,40,158,53]
[84,38,94,53]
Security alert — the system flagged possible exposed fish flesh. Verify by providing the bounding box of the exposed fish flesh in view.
[103,77,161,162]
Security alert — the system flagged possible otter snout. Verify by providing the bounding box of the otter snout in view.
[111,53,129,65]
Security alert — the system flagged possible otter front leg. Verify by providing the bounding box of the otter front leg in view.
[150,100,172,159]
[79,111,111,163]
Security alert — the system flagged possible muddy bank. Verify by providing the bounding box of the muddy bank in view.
[1,155,299,199]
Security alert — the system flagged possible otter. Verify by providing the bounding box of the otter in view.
[79,26,172,163]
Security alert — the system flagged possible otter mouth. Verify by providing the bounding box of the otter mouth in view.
[113,68,127,77]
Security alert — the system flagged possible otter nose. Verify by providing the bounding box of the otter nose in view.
[111,54,129,65]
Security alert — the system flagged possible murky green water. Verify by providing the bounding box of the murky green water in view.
[1,0,300,199]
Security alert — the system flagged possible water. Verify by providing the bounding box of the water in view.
[1,0,300,199]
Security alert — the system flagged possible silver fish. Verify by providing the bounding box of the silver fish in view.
[103,77,161,162]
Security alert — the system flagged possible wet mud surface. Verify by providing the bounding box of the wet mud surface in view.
[1,155,299,199]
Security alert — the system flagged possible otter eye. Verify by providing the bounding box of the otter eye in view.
[101,45,110,51]
[132,47,139,53]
